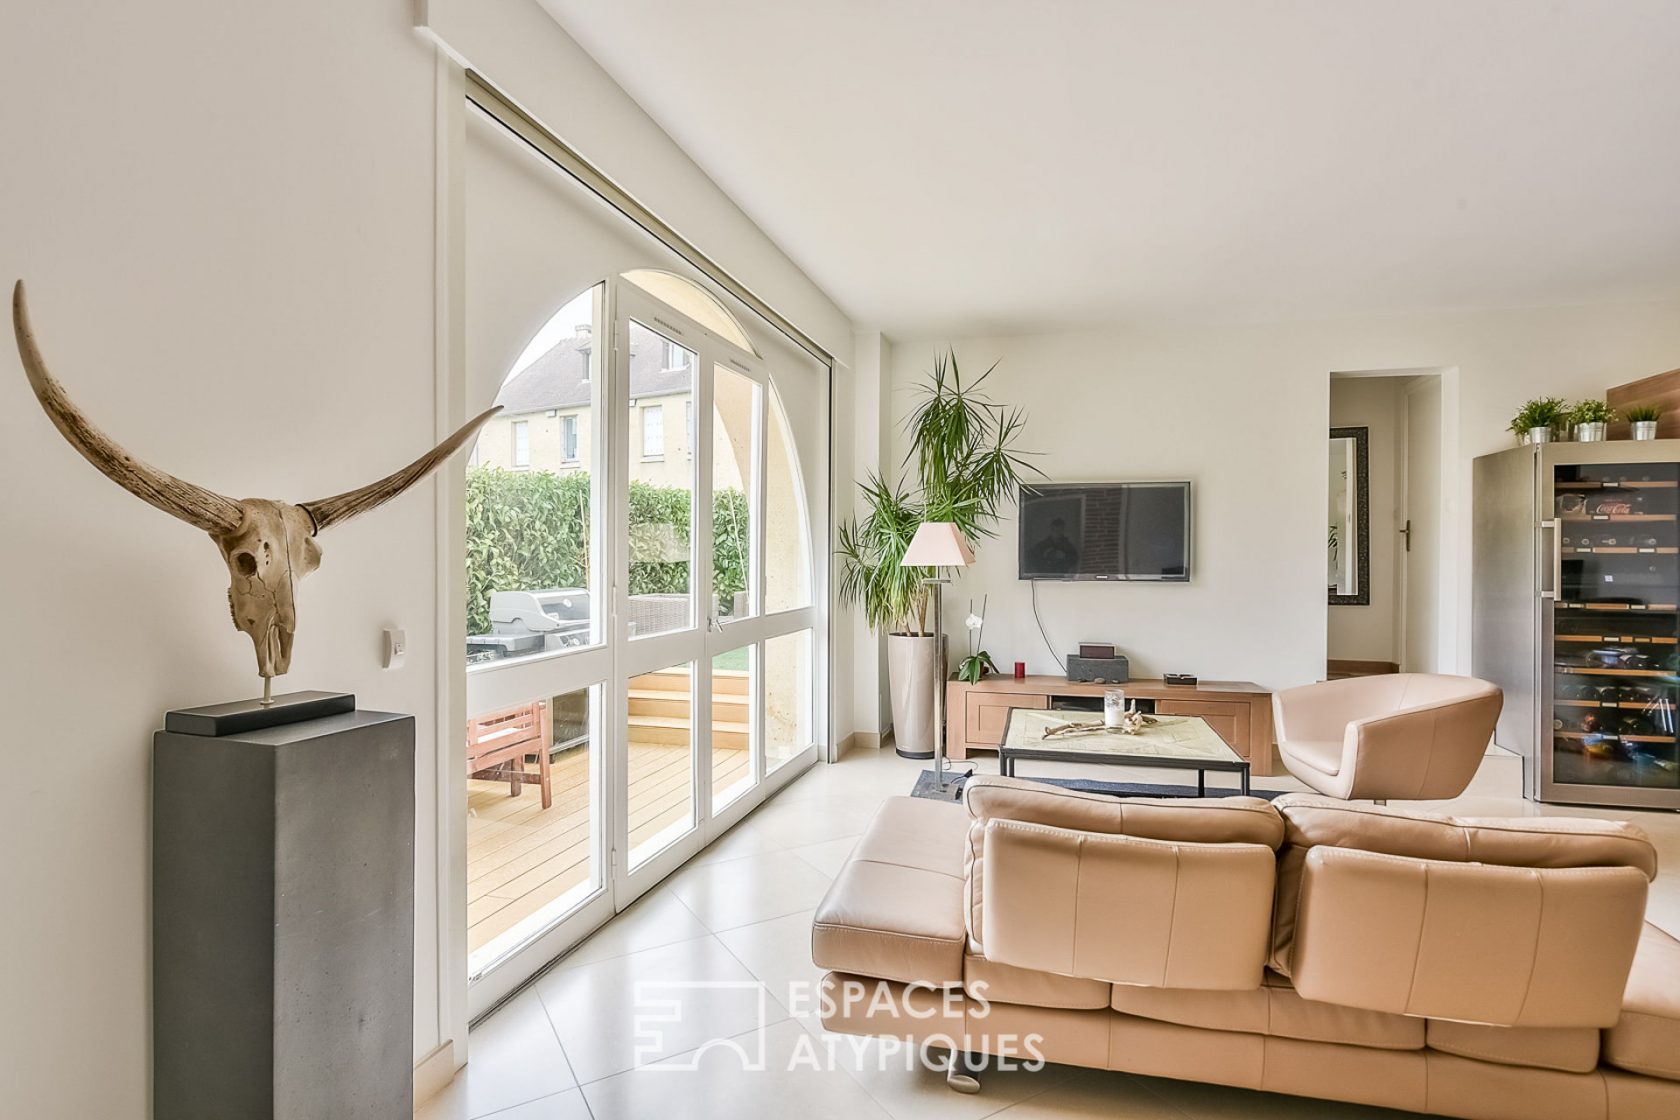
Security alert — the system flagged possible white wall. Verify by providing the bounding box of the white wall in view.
[888,299,1680,693]
[1328,375,1404,664]
[845,331,894,741]
[0,3,854,1115]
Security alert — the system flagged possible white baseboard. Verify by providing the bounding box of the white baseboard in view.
[837,731,882,758]
[413,1039,461,1107]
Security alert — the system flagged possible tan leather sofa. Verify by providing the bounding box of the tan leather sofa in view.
[1273,673,1503,801]
[811,776,1680,1118]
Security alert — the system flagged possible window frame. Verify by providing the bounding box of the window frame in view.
[560,413,579,464]
[640,402,665,461]
[512,418,530,469]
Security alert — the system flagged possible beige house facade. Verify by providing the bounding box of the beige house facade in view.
[473,321,746,492]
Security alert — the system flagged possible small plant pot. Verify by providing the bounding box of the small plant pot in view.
[1575,422,1608,442]
[1525,426,1555,444]
[1633,420,1660,441]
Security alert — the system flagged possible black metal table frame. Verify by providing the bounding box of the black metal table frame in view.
[998,714,1251,797]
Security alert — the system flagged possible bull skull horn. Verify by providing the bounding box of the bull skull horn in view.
[12,280,245,535]
[14,278,502,687]
[301,404,502,532]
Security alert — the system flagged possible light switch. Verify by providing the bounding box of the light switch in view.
[383,627,407,669]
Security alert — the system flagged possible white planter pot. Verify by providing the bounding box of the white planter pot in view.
[887,632,943,759]
[1633,420,1660,441]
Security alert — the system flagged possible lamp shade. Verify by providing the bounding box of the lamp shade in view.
[901,521,976,568]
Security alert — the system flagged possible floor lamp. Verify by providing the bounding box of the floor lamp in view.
[901,521,976,795]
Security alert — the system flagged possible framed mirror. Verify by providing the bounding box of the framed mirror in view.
[1328,426,1369,605]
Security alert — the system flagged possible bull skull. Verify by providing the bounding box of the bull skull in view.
[13,281,499,692]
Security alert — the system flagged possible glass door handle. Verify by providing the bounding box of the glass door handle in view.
[1540,520,1559,600]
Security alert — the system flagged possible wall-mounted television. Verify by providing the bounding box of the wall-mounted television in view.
[1018,482,1192,582]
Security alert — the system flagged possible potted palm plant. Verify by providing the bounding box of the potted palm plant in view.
[836,351,1036,757]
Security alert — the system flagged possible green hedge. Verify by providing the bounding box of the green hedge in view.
[466,465,747,634]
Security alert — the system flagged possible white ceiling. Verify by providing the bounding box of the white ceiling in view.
[542,0,1680,337]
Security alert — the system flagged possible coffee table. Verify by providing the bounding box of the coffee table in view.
[998,708,1251,796]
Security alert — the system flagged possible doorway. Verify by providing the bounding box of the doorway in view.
[1326,369,1446,678]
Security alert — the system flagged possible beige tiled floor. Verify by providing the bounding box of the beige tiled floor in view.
[419,746,1680,1120]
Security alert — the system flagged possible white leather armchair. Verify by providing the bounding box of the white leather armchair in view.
[1273,673,1502,801]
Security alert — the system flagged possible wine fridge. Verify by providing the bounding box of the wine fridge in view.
[1473,441,1680,809]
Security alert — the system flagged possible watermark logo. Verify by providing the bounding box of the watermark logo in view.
[632,980,771,1071]
[630,977,1044,1075]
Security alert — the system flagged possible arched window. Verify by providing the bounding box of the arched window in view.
[460,266,818,987]
[623,268,758,354]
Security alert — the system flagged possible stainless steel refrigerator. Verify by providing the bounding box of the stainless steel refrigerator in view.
[1473,440,1680,809]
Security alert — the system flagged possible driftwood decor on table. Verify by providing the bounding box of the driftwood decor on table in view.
[1042,710,1162,738]
[12,280,499,701]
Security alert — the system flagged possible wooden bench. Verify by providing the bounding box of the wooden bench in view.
[467,701,553,809]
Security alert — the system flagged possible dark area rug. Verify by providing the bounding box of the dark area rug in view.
[911,769,1284,803]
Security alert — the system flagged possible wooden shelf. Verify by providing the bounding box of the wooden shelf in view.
[1561,547,1678,555]
[1559,602,1679,612]
[1555,635,1678,645]
[1556,667,1674,678]
[1555,730,1677,744]
[1557,480,1678,490]
[1559,514,1675,523]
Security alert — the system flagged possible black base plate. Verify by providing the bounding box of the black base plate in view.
[164,691,356,737]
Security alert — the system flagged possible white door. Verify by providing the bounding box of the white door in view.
[1402,376,1443,673]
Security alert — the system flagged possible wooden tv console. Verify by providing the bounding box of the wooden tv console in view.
[945,675,1277,777]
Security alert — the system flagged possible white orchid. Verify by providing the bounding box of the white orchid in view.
[958,597,996,683]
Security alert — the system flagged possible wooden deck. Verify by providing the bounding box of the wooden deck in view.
[467,740,750,957]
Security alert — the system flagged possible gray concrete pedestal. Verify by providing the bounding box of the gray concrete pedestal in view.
[153,692,415,1119]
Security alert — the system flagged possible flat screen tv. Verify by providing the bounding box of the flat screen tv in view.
[1018,482,1191,581]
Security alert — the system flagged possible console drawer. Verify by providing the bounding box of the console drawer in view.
[966,692,1049,747]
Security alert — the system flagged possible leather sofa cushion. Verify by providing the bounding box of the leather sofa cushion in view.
[964,775,1285,846]
[963,954,1111,1010]
[1109,969,1423,1050]
[811,797,967,986]
[963,776,1282,951]
[1281,737,1343,777]
[852,793,967,877]
[1604,923,1680,1082]
[1270,795,1657,976]
[1426,1019,1599,1074]
[980,818,1276,990]
[818,972,966,1038]
[1290,847,1648,1028]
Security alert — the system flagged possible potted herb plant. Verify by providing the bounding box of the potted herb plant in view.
[836,351,1036,757]
[1508,397,1568,445]
[1570,399,1617,443]
[1627,404,1663,441]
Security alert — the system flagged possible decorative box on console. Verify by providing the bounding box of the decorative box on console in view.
[153,692,415,1120]
[1066,653,1130,682]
